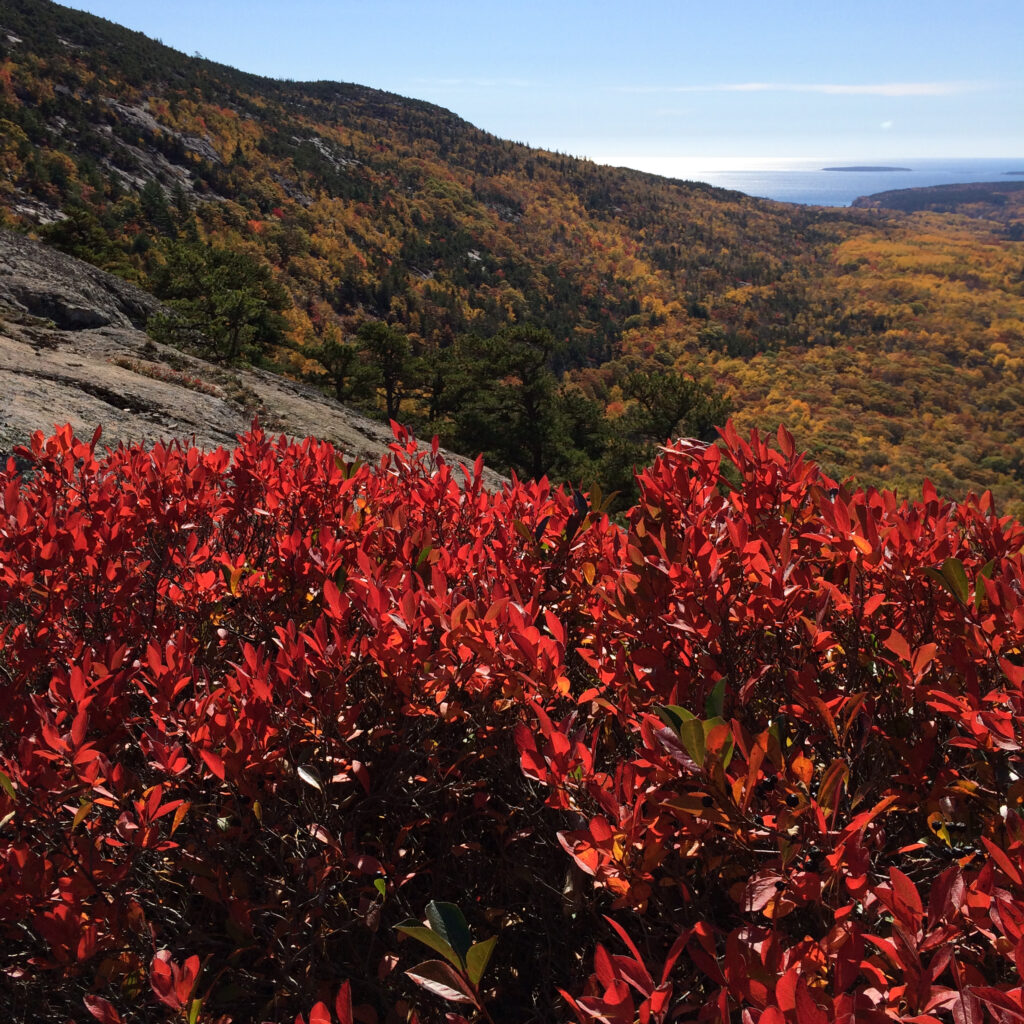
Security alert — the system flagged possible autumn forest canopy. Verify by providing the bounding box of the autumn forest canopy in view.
[1,0,1024,509]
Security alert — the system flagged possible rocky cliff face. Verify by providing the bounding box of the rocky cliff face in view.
[0,230,505,487]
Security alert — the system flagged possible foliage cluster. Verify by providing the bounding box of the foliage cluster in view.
[306,320,726,505]
[145,238,291,363]
[2,0,1024,507]
[4,422,1024,1022]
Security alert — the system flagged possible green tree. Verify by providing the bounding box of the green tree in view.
[139,179,177,236]
[41,202,126,271]
[148,239,290,362]
[357,321,416,420]
[443,325,573,480]
[598,365,730,506]
[310,327,375,404]
[619,367,730,444]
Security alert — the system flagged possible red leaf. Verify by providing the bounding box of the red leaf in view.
[883,630,911,662]
[150,950,181,1009]
[912,643,938,677]
[323,579,344,620]
[659,931,690,986]
[199,748,226,780]
[308,1001,332,1024]
[177,954,200,1003]
[744,870,785,913]
[594,943,616,988]
[405,960,476,1004]
[970,987,1024,1021]
[890,866,924,920]
[602,915,647,973]
[83,995,124,1024]
[982,837,1023,886]
[335,980,354,1024]
[794,978,829,1024]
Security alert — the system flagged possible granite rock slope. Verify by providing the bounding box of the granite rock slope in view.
[0,230,505,487]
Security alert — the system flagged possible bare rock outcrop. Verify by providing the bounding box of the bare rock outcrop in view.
[0,231,505,488]
[0,230,159,330]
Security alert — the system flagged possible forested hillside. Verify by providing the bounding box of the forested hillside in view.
[1,0,1023,508]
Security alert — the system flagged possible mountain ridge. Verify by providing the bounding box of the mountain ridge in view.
[2,0,1024,510]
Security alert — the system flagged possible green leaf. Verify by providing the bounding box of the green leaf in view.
[512,520,535,546]
[655,704,697,734]
[465,935,497,986]
[334,455,363,479]
[0,771,15,800]
[72,800,93,830]
[395,923,462,970]
[975,559,996,610]
[425,901,474,965]
[941,558,970,605]
[374,877,387,899]
[188,999,202,1024]
[921,566,953,595]
[678,717,706,767]
[704,678,726,720]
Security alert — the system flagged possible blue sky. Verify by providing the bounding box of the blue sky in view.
[65,0,1023,171]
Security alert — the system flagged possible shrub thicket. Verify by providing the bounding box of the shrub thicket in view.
[2,422,1024,1023]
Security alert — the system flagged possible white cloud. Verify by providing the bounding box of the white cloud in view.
[880,120,894,130]
[613,81,985,97]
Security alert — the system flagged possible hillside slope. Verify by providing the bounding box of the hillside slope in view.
[1,0,1023,508]
[0,229,506,487]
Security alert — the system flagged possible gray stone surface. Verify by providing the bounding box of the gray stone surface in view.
[0,230,506,489]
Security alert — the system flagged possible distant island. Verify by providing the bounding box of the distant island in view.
[823,165,912,172]
[1006,171,1024,176]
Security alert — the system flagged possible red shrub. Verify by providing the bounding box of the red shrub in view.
[1,421,1023,1023]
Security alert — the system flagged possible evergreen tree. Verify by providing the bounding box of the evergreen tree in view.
[147,239,290,362]
[357,321,417,420]
[620,367,730,444]
[443,325,572,480]
[598,365,731,507]
[310,327,375,404]
[139,179,176,236]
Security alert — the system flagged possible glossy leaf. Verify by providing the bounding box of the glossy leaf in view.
[395,923,463,971]
[465,935,498,986]
[297,765,324,792]
[424,901,474,965]
[405,960,477,1004]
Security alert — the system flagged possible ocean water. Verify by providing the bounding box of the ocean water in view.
[646,158,1024,207]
